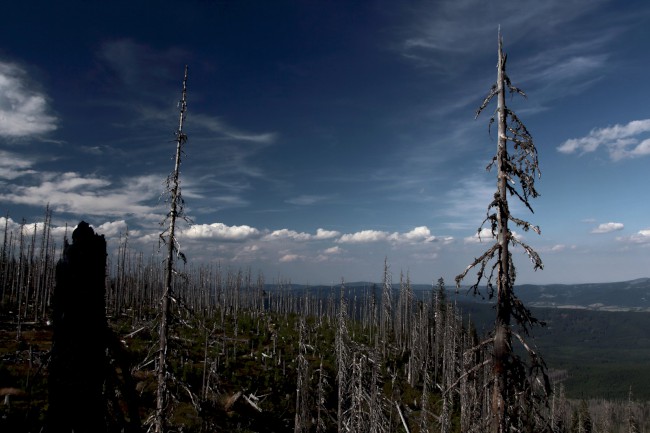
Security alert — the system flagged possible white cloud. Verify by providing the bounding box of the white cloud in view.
[315,228,341,240]
[591,222,624,234]
[191,113,277,144]
[0,171,161,218]
[338,229,390,244]
[0,62,58,138]
[464,227,495,243]
[279,253,302,263]
[93,220,128,238]
[0,217,126,245]
[402,226,436,243]
[398,0,610,76]
[463,227,524,243]
[0,150,36,179]
[323,246,343,255]
[184,222,260,241]
[551,244,566,252]
[558,119,650,160]
[57,172,111,191]
[232,244,261,261]
[262,228,340,242]
[618,229,650,245]
[337,226,449,245]
[263,229,312,241]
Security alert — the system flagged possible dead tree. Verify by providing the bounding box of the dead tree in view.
[155,65,190,433]
[315,356,330,433]
[336,281,351,433]
[380,258,392,356]
[48,222,108,433]
[294,315,309,433]
[455,31,550,432]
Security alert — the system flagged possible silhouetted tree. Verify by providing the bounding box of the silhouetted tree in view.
[48,222,108,433]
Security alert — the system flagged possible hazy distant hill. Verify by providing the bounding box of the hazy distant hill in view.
[513,278,650,311]
[283,278,650,312]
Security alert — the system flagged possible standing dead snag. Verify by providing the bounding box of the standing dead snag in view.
[155,65,190,433]
[455,31,550,432]
[48,222,108,433]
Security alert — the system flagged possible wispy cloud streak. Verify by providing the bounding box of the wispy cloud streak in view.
[558,119,650,160]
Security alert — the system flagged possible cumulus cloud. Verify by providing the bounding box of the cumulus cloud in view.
[263,229,312,241]
[279,253,302,263]
[402,226,436,243]
[464,227,495,243]
[185,222,260,241]
[263,227,341,242]
[338,230,390,244]
[558,119,650,160]
[0,217,126,244]
[591,222,624,234]
[337,226,449,244]
[93,220,128,238]
[0,62,58,138]
[315,228,341,240]
[463,227,524,243]
[618,229,650,245]
[323,246,343,255]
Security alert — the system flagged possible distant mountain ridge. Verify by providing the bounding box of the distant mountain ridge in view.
[272,278,650,312]
[513,278,650,311]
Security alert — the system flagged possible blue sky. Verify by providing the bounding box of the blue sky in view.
[1,0,650,285]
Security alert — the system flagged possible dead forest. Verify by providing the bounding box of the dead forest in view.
[1,34,649,433]
[0,215,647,432]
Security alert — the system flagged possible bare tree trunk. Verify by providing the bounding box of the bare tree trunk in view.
[455,30,548,433]
[336,281,350,433]
[155,65,189,433]
[380,258,392,357]
[316,356,328,433]
[492,33,511,433]
[294,315,309,433]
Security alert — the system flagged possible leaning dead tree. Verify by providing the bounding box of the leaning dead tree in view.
[155,65,190,433]
[455,31,550,432]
